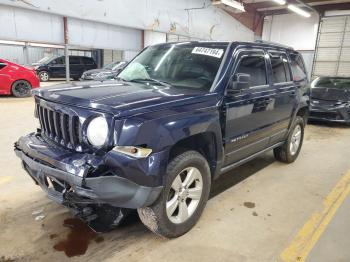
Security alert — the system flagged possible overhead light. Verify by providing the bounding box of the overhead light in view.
[272,0,286,5]
[288,4,311,17]
[0,40,26,46]
[212,0,245,13]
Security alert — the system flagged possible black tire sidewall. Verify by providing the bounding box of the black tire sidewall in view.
[11,80,32,97]
[153,151,211,237]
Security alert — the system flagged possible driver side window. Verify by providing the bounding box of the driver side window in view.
[52,57,65,65]
[236,54,267,87]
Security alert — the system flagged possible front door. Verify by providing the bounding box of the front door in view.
[223,49,276,166]
[48,56,65,77]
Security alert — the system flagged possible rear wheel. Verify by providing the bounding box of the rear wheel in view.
[138,150,211,238]
[38,71,49,82]
[11,80,32,97]
[274,116,304,163]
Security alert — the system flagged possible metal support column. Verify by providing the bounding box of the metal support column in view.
[63,17,70,82]
[23,42,30,65]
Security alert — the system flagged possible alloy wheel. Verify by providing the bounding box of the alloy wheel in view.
[166,167,203,224]
[290,124,302,155]
[39,72,49,81]
[13,81,31,96]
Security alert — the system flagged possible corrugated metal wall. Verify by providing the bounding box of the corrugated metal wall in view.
[312,16,350,77]
[0,44,93,65]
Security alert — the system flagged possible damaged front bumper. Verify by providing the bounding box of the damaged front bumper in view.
[14,133,164,209]
[309,103,350,124]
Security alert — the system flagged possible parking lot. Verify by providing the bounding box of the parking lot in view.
[1,89,350,261]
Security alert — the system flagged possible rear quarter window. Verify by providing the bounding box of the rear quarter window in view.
[290,53,307,81]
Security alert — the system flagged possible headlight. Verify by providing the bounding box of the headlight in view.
[113,146,152,158]
[87,117,108,147]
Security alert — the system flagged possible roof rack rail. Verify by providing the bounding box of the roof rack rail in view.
[254,40,293,50]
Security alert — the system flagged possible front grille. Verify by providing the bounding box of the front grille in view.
[36,104,83,151]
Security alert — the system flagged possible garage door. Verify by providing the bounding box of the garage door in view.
[312,16,350,77]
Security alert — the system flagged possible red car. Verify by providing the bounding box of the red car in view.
[0,58,40,97]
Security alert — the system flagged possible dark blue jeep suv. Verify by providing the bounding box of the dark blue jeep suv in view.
[15,41,309,238]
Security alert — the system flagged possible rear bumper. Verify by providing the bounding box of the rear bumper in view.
[14,133,163,208]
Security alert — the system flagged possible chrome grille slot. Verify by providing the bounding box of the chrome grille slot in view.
[37,104,83,151]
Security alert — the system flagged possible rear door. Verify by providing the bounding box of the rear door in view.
[69,56,82,78]
[82,57,96,71]
[267,50,297,145]
[223,49,277,165]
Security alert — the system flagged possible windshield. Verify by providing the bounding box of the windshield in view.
[36,56,57,64]
[118,43,228,90]
[314,77,350,90]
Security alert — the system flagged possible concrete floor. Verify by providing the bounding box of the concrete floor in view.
[1,83,350,261]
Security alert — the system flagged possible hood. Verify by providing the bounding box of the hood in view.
[311,87,350,102]
[34,81,218,117]
[83,68,113,75]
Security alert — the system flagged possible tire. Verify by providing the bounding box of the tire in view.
[274,116,304,163]
[138,150,211,238]
[38,71,49,82]
[11,80,32,97]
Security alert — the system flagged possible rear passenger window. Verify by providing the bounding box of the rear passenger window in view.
[0,63,6,70]
[236,55,267,86]
[269,52,291,83]
[290,54,307,81]
[70,57,81,65]
[82,57,94,65]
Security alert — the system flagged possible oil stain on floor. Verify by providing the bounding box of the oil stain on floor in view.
[243,202,256,208]
[53,218,104,257]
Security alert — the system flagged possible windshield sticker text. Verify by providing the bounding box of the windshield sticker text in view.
[192,47,224,58]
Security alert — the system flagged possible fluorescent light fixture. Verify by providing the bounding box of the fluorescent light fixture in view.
[0,40,26,46]
[288,4,311,17]
[272,0,286,5]
[212,0,245,13]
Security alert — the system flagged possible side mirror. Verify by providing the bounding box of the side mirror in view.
[227,73,251,95]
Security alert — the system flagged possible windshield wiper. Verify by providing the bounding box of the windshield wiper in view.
[128,78,172,87]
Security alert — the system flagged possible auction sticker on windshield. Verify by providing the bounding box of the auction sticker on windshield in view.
[192,47,224,58]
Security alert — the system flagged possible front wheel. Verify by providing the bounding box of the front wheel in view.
[138,150,211,238]
[38,71,49,82]
[274,116,304,163]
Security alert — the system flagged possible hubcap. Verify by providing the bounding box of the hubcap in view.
[14,81,30,95]
[290,124,302,155]
[40,72,49,81]
[166,167,203,224]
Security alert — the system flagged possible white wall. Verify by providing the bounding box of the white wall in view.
[262,13,319,50]
[0,5,63,44]
[68,17,142,51]
[144,31,167,47]
[0,0,254,42]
